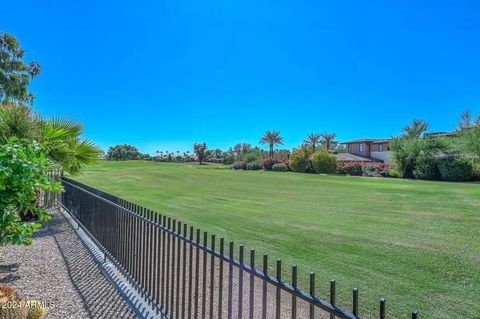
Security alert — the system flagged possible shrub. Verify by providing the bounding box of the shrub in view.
[366,163,394,177]
[289,147,312,173]
[262,157,285,170]
[390,136,447,178]
[244,152,258,163]
[362,164,382,177]
[246,160,263,170]
[0,139,62,246]
[337,162,363,176]
[472,161,480,181]
[437,155,473,182]
[232,161,246,170]
[389,168,400,178]
[413,152,440,180]
[272,163,288,172]
[380,164,395,177]
[311,150,337,174]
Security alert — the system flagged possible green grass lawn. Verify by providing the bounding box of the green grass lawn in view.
[73,160,480,318]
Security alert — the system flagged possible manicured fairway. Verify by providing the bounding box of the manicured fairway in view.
[74,161,480,318]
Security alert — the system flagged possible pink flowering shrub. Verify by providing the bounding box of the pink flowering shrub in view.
[337,161,363,175]
[337,161,394,177]
[262,157,288,170]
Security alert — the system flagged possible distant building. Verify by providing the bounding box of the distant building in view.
[338,131,457,164]
[339,138,392,163]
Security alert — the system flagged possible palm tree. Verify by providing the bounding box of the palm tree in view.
[403,119,429,138]
[304,133,321,151]
[40,117,101,175]
[260,130,284,158]
[321,133,338,152]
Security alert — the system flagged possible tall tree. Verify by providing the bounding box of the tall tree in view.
[456,110,480,158]
[106,144,142,161]
[194,143,207,164]
[0,32,41,104]
[321,133,338,152]
[260,130,284,158]
[402,119,429,138]
[304,133,321,151]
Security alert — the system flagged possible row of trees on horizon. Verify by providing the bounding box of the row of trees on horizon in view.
[105,131,345,164]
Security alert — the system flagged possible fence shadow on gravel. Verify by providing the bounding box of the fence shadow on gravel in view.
[58,177,419,319]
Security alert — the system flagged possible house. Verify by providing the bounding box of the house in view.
[339,138,392,163]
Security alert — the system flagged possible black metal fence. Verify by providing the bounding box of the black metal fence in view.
[59,177,418,319]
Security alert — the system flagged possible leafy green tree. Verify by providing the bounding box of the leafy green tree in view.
[320,133,338,152]
[106,144,142,161]
[0,102,40,141]
[194,142,207,164]
[390,119,443,179]
[260,130,284,159]
[304,133,321,151]
[413,151,440,180]
[0,139,62,246]
[0,32,41,104]
[390,135,447,178]
[456,110,480,158]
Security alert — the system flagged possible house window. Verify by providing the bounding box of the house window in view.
[359,143,364,152]
[379,144,384,152]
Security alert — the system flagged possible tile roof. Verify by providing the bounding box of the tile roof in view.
[335,153,376,162]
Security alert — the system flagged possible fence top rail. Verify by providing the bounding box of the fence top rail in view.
[60,176,419,319]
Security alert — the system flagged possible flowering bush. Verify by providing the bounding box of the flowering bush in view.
[337,161,394,177]
[363,164,382,177]
[262,157,287,170]
[337,162,363,176]
[363,162,394,177]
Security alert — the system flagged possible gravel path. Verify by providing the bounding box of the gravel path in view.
[0,210,136,319]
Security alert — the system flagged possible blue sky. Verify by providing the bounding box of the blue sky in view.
[2,0,479,154]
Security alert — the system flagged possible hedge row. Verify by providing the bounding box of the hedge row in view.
[337,161,394,177]
[233,157,289,171]
[413,155,478,182]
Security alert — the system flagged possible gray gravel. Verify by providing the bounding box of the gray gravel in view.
[0,209,136,319]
